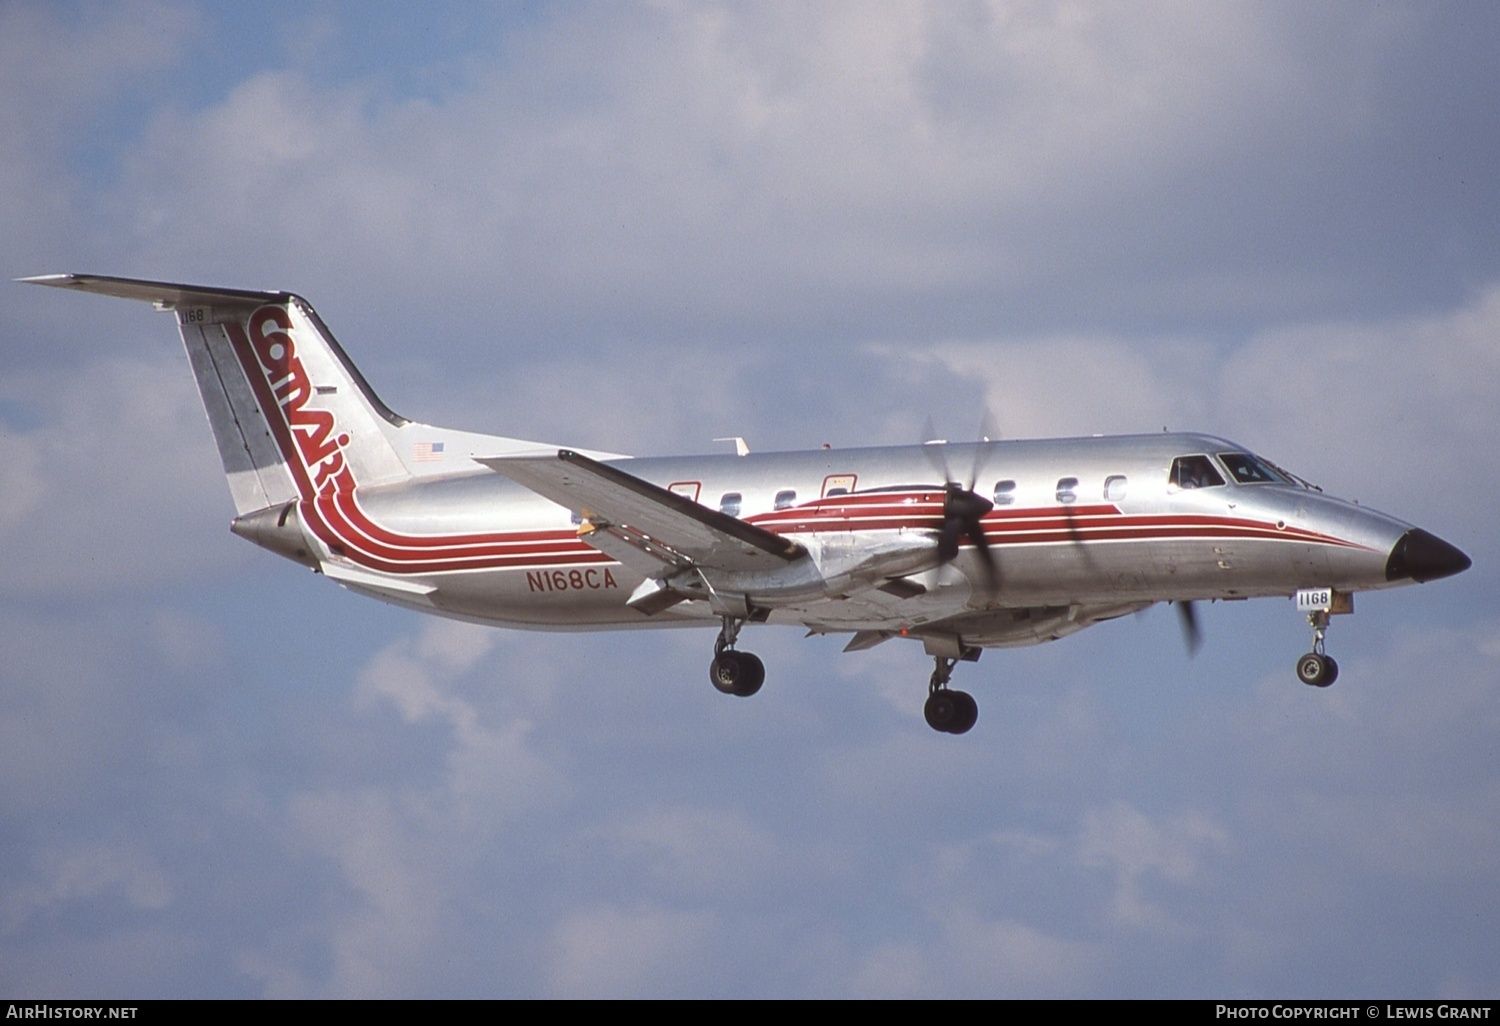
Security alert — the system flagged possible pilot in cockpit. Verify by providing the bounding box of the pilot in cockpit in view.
[1170,455,1224,490]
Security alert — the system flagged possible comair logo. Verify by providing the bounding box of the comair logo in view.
[221,302,613,577]
[228,306,353,497]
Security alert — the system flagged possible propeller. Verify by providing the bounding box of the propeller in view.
[1175,600,1202,657]
[923,416,1001,595]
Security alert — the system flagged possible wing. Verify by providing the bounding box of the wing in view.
[918,600,1154,652]
[477,450,806,579]
[808,600,1154,653]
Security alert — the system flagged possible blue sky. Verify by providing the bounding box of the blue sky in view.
[3,1,1498,997]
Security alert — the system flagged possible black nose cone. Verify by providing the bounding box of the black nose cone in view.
[1386,529,1472,583]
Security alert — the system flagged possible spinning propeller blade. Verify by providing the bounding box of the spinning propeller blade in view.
[923,416,1001,595]
[1176,600,1203,657]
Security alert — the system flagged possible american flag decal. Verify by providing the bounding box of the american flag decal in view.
[412,440,446,462]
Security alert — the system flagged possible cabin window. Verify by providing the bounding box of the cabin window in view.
[773,489,798,510]
[1169,455,1226,490]
[570,510,583,525]
[718,492,743,517]
[1055,477,1079,504]
[993,480,1017,505]
[1218,452,1288,485]
[1104,475,1128,502]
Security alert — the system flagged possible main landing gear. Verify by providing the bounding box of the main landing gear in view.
[709,616,764,698]
[924,657,979,735]
[1295,609,1339,688]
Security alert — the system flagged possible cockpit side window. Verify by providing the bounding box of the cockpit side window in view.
[1218,452,1289,485]
[1169,455,1226,490]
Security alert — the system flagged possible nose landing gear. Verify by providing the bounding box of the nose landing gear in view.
[709,616,765,697]
[1295,609,1339,687]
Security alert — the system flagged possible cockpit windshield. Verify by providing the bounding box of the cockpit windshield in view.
[1218,452,1290,485]
[1169,455,1225,490]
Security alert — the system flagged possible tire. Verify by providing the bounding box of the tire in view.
[948,690,979,734]
[924,691,959,732]
[710,653,743,695]
[1296,652,1334,687]
[733,652,765,697]
[711,651,765,697]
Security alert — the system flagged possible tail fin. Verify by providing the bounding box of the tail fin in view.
[25,274,634,583]
[22,274,413,515]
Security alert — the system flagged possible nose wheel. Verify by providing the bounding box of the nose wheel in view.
[924,657,979,734]
[709,617,764,697]
[1295,610,1339,687]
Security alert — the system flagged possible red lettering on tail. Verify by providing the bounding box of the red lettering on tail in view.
[231,305,354,500]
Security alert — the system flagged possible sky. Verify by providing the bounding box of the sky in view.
[2,0,1498,999]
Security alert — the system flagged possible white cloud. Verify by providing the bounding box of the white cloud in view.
[1077,800,1230,934]
[1217,285,1500,524]
[604,805,781,897]
[911,334,1215,439]
[254,620,566,996]
[0,352,237,596]
[0,1,190,257]
[92,2,1431,339]
[3,841,172,939]
[277,787,443,998]
[409,343,764,457]
[546,903,717,998]
[0,614,162,813]
[849,910,1102,998]
[1226,622,1500,880]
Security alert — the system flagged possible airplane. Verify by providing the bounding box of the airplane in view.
[21,273,1472,734]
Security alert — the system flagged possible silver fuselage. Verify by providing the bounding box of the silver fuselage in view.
[341,432,1416,646]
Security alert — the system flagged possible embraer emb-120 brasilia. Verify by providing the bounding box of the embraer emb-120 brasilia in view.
[24,274,1471,734]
